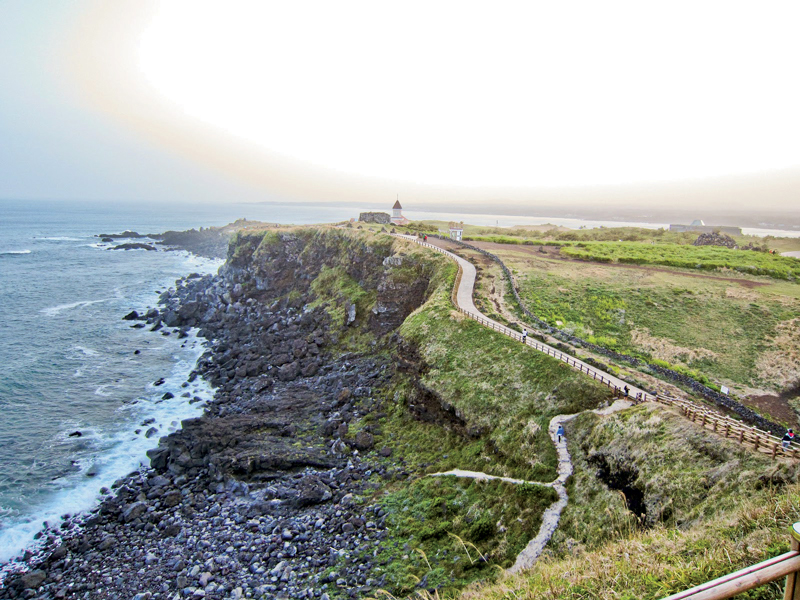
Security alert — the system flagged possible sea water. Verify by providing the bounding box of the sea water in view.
[0,198,361,572]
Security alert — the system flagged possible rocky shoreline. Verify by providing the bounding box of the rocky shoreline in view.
[1,227,432,600]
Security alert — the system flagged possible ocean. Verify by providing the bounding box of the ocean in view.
[0,199,362,572]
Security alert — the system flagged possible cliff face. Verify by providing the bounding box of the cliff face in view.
[222,228,434,335]
[1,228,451,600]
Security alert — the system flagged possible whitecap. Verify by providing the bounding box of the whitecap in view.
[37,237,83,242]
[72,345,99,357]
[0,250,31,256]
[41,298,111,317]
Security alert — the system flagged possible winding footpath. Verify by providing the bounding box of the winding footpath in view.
[398,234,648,398]
[397,233,796,572]
[396,234,643,571]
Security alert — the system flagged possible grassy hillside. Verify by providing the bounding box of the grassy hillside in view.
[457,404,800,600]
[284,229,800,599]
[561,241,800,280]
[466,241,800,400]
[337,239,614,594]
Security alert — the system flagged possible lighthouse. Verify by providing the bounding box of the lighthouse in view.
[391,198,409,226]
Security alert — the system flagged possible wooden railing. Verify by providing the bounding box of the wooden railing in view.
[455,305,642,398]
[401,234,799,461]
[402,237,645,399]
[660,523,800,599]
[655,395,799,460]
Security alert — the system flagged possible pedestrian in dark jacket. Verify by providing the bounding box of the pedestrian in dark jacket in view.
[783,429,795,449]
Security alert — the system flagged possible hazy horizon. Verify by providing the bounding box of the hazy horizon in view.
[1,1,799,225]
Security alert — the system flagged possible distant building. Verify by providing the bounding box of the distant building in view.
[391,199,409,226]
[669,220,742,235]
[449,221,464,241]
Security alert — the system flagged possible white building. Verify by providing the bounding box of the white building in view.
[391,199,409,226]
[449,221,464,241]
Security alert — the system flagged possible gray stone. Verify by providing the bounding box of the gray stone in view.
[122,501,147,522]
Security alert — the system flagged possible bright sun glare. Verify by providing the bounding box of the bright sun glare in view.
[139,1,800,188]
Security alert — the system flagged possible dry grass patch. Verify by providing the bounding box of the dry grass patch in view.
[756,318,800,390]
[631,328,719,365]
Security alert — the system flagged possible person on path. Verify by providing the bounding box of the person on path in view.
[522,329,527,344]
[623,385,629,398]
[423,235,427,241]
[556,424,565,443]
[783,429,795,449]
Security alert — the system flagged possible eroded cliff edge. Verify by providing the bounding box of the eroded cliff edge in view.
[1,227,456,600]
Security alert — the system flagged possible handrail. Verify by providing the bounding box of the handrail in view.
[401,235,642,400]
[660,523,800,599]
[400,234,798,462]
[654,394,798,459]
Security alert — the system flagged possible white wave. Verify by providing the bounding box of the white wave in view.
[0,250,31,256]
[94,385,114,397]
[41,298,111,317]
[37,237,83,242]
[0,329,214,569]
[72,346,99,357]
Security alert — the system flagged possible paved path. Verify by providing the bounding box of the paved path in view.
[430,399,633,572]
[397,234,647,399]
[783,251,800,258]
[395,234,648,571]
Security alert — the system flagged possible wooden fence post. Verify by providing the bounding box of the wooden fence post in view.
[785,523,800,600]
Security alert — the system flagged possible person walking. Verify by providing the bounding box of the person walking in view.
[556,424,565,443]
[522,329,527,344]
[783,429,795,449]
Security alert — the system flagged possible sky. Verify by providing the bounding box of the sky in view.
[1,1,799,223]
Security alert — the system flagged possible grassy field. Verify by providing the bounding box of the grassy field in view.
[480,243,800,397]
[561,241,800,280]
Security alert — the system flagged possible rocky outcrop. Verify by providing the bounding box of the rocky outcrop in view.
[1,228,437,599]
[358,212,390,224]
[110,242,157,251]
[693,232,737,248]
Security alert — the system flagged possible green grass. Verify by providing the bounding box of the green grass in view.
[553,405,794,554]
[441,403,800,600]
[505,251,800,392]
[561,241,800,281]
[369,477,557,595]
[398,280,611,482]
